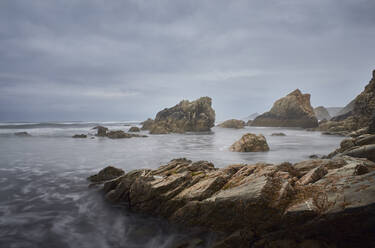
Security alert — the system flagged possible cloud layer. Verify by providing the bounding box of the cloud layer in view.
[1,0,374,121]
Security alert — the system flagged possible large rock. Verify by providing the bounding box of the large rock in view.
[252,89,318,128]
[218,119,245,129]
[314,106,331,121]
[141,118,154,130]
[92,157,375,247]
[148,97,215,134]
[320,70,375,133]
[88,166,125,183]
[229,133,270,152]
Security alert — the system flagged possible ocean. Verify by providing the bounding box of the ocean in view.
[0,121,344,248]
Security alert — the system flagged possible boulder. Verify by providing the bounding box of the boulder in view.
[148,97,215,134]
[128,126,140,132]
[230,133,270,152]
[218,119,245,129]
[88,166,125,183]
[252,89,318,128]
[314,106,331,121]
[14,131,31,136]
[106,130,147,139]
[92,157,375,247]
[93,126,108,136]
[72,134,87,138]
[141,118,154,130]
[271,133,286,136]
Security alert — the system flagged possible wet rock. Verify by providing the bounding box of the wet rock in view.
[230,133,269,152]
[218,119,245,129]
[141,118,154,130]
[88,166,125,183]
[252,89,318,128]
[72,134,87,138]
[148,97,215,134]
[271,132,286,136]
[93,126,108,136]
[128,126,140,132]
[106,130,147,139]
[14,131,31,136]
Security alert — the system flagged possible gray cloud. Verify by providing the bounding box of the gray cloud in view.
[0,0,374,121]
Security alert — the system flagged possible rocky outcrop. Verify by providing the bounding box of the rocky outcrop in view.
[128,126,140,132]
[93,126,108,137]
[318,70,375,133]
[230,133,270,152]
[88,166,124,183]
[106,130,147,139]
[141,118,154,130]
[91,157,375,247]
[246,120,253,126]
[14,131,31,136]
[147,97,215,134]
[72,134,87,138]
[252,89,318,128]
[314,106,331,120]
[218,119,245,129]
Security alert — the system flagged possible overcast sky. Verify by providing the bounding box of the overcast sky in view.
[0,0,374,122]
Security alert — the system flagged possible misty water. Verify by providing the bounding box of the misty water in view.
[0,122,344,248]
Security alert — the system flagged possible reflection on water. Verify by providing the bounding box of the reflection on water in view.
[0,123,343,248]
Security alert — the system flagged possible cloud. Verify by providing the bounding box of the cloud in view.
[0,0,374,121]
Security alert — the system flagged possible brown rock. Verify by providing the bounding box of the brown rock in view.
[218,119,245,129]
[93,126,108,136]
[128,126,140,132]
[141,118,154,130]
[88,166,125,183]
[106,130,147,139]
[72,134,87,138]
[252,89,318,128]
[230,133,270,152]
[314,106,331,121]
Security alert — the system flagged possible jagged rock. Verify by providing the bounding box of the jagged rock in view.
[271,133,286,136]
[128,126,140,132]
[72,134,87,138]
[218,119,245,129]
[252,89,318,128]
[93,126,108,136]
[88,166,125,183]
[106,130,147,139]
[229,133,269,152]
[148,97,215,134]
[314,106,331,121]
[14,131,31,136]
[141,118,154,130]
[92,157,375,247]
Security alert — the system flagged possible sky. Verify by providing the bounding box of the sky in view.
[0,0,374,122]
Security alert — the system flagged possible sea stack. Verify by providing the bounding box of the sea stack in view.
[252,89,318,128]
[146,97,216,134]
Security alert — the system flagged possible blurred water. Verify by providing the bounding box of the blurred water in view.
[0,122,344,248]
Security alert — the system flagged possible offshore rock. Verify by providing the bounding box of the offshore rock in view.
[128,126,140,132]
[218,119,245,129]
[149,97,215,134]
[106,130,147,139]
[88,166,125,183]
[14,131,31,136]
[141,118,154,130]
[252,89,318,128]
[91,157,375,247]
[72,134,87,138]
[230,133,270,152]
[314,106,331,121]
[93,126,108,137]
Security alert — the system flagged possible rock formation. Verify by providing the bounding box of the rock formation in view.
[128,126,140,132]
[147,97,215,134]
[271,132,286,136]
[252,89,318,128]
[141,118,154,130]
[314,106,331,120]
[326,107,343,117]
[93,126,108,137]
[72,134,87,138]
[106,130,147,139]
[14,131,31,136]
[230,133,269,152]
[218,119,245,129]
[317,70,375,134]
[88,166,124,183]
[90,157,375,247]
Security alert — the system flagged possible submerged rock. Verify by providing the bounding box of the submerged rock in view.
[230,133,269,152]
[148,97,215,134]
[218,119,245,129]
[271,132,286,136]
[14,131,31,136]
[91,157,375,247]
[128,126,140,132]
[314,106,331,121]
[106,130,147,139]
[72,134,87,138]
[252,89,318,128]
[88,166,125,183]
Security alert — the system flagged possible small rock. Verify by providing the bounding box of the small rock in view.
[93,126,108,136]
[88,166,125,183]
[14,131,31,136]
[72,134,87,138]
[230,133,270,152]
[128,126,140,132]
[271,132,286,136]
[218,119,245,129]
[354,164,369,176]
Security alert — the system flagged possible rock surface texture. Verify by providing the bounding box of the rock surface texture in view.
[146,97,215,134]
[230,133,270,152]
[314,106,331,121]
[91,157,375,247]
[252,89,318,128]
[218,119,245,129]
[128,126,140,132]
